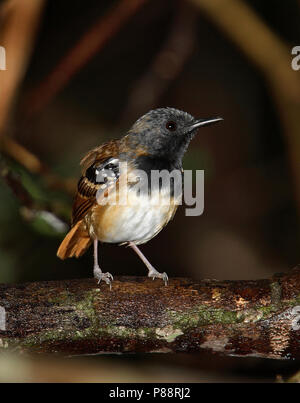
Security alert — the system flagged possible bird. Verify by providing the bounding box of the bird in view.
[57,107,222,288]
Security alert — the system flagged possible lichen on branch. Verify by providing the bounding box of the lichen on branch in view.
[0,268,299,358]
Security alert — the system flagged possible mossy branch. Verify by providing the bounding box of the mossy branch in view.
[0,268,300,358]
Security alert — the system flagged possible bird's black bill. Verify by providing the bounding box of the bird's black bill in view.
[188,117,223,132]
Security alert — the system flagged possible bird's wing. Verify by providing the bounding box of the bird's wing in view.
[72,140,121,226]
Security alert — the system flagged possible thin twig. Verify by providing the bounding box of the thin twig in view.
[25,0,148,119]
[0,0,45,136]
[120,1,197,124]
[0,155,70,232]
[190,0,300,217]
[0,137,76,195]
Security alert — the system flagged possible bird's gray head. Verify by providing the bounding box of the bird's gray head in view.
[125,107,222,165]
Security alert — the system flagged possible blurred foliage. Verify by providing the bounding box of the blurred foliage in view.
[0,0,300,382]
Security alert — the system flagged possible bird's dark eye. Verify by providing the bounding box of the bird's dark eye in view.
[166,121,177,131]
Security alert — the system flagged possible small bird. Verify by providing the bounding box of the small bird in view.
[57,108,222,287]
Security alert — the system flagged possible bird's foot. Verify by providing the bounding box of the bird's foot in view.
[93,265,114,289]
[147,266,168,286]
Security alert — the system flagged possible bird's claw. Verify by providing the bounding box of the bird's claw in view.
[148,267,168,286]
[94,266,113,290]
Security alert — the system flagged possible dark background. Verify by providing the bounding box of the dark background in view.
[0,0,299,382]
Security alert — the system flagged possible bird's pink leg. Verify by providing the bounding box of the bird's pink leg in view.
[129,242,168,285]
[93,239,113,289]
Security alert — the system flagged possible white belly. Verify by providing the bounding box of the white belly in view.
[89,189,179,245]
[105,205,170,244]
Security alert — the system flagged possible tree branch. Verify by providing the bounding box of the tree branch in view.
[0,268,299,358]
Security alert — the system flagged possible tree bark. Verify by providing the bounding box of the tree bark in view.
[0,268,299,358]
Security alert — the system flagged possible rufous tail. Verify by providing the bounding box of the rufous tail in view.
[57,220,91,259]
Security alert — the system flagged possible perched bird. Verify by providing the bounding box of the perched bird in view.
[57,108,222,287]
